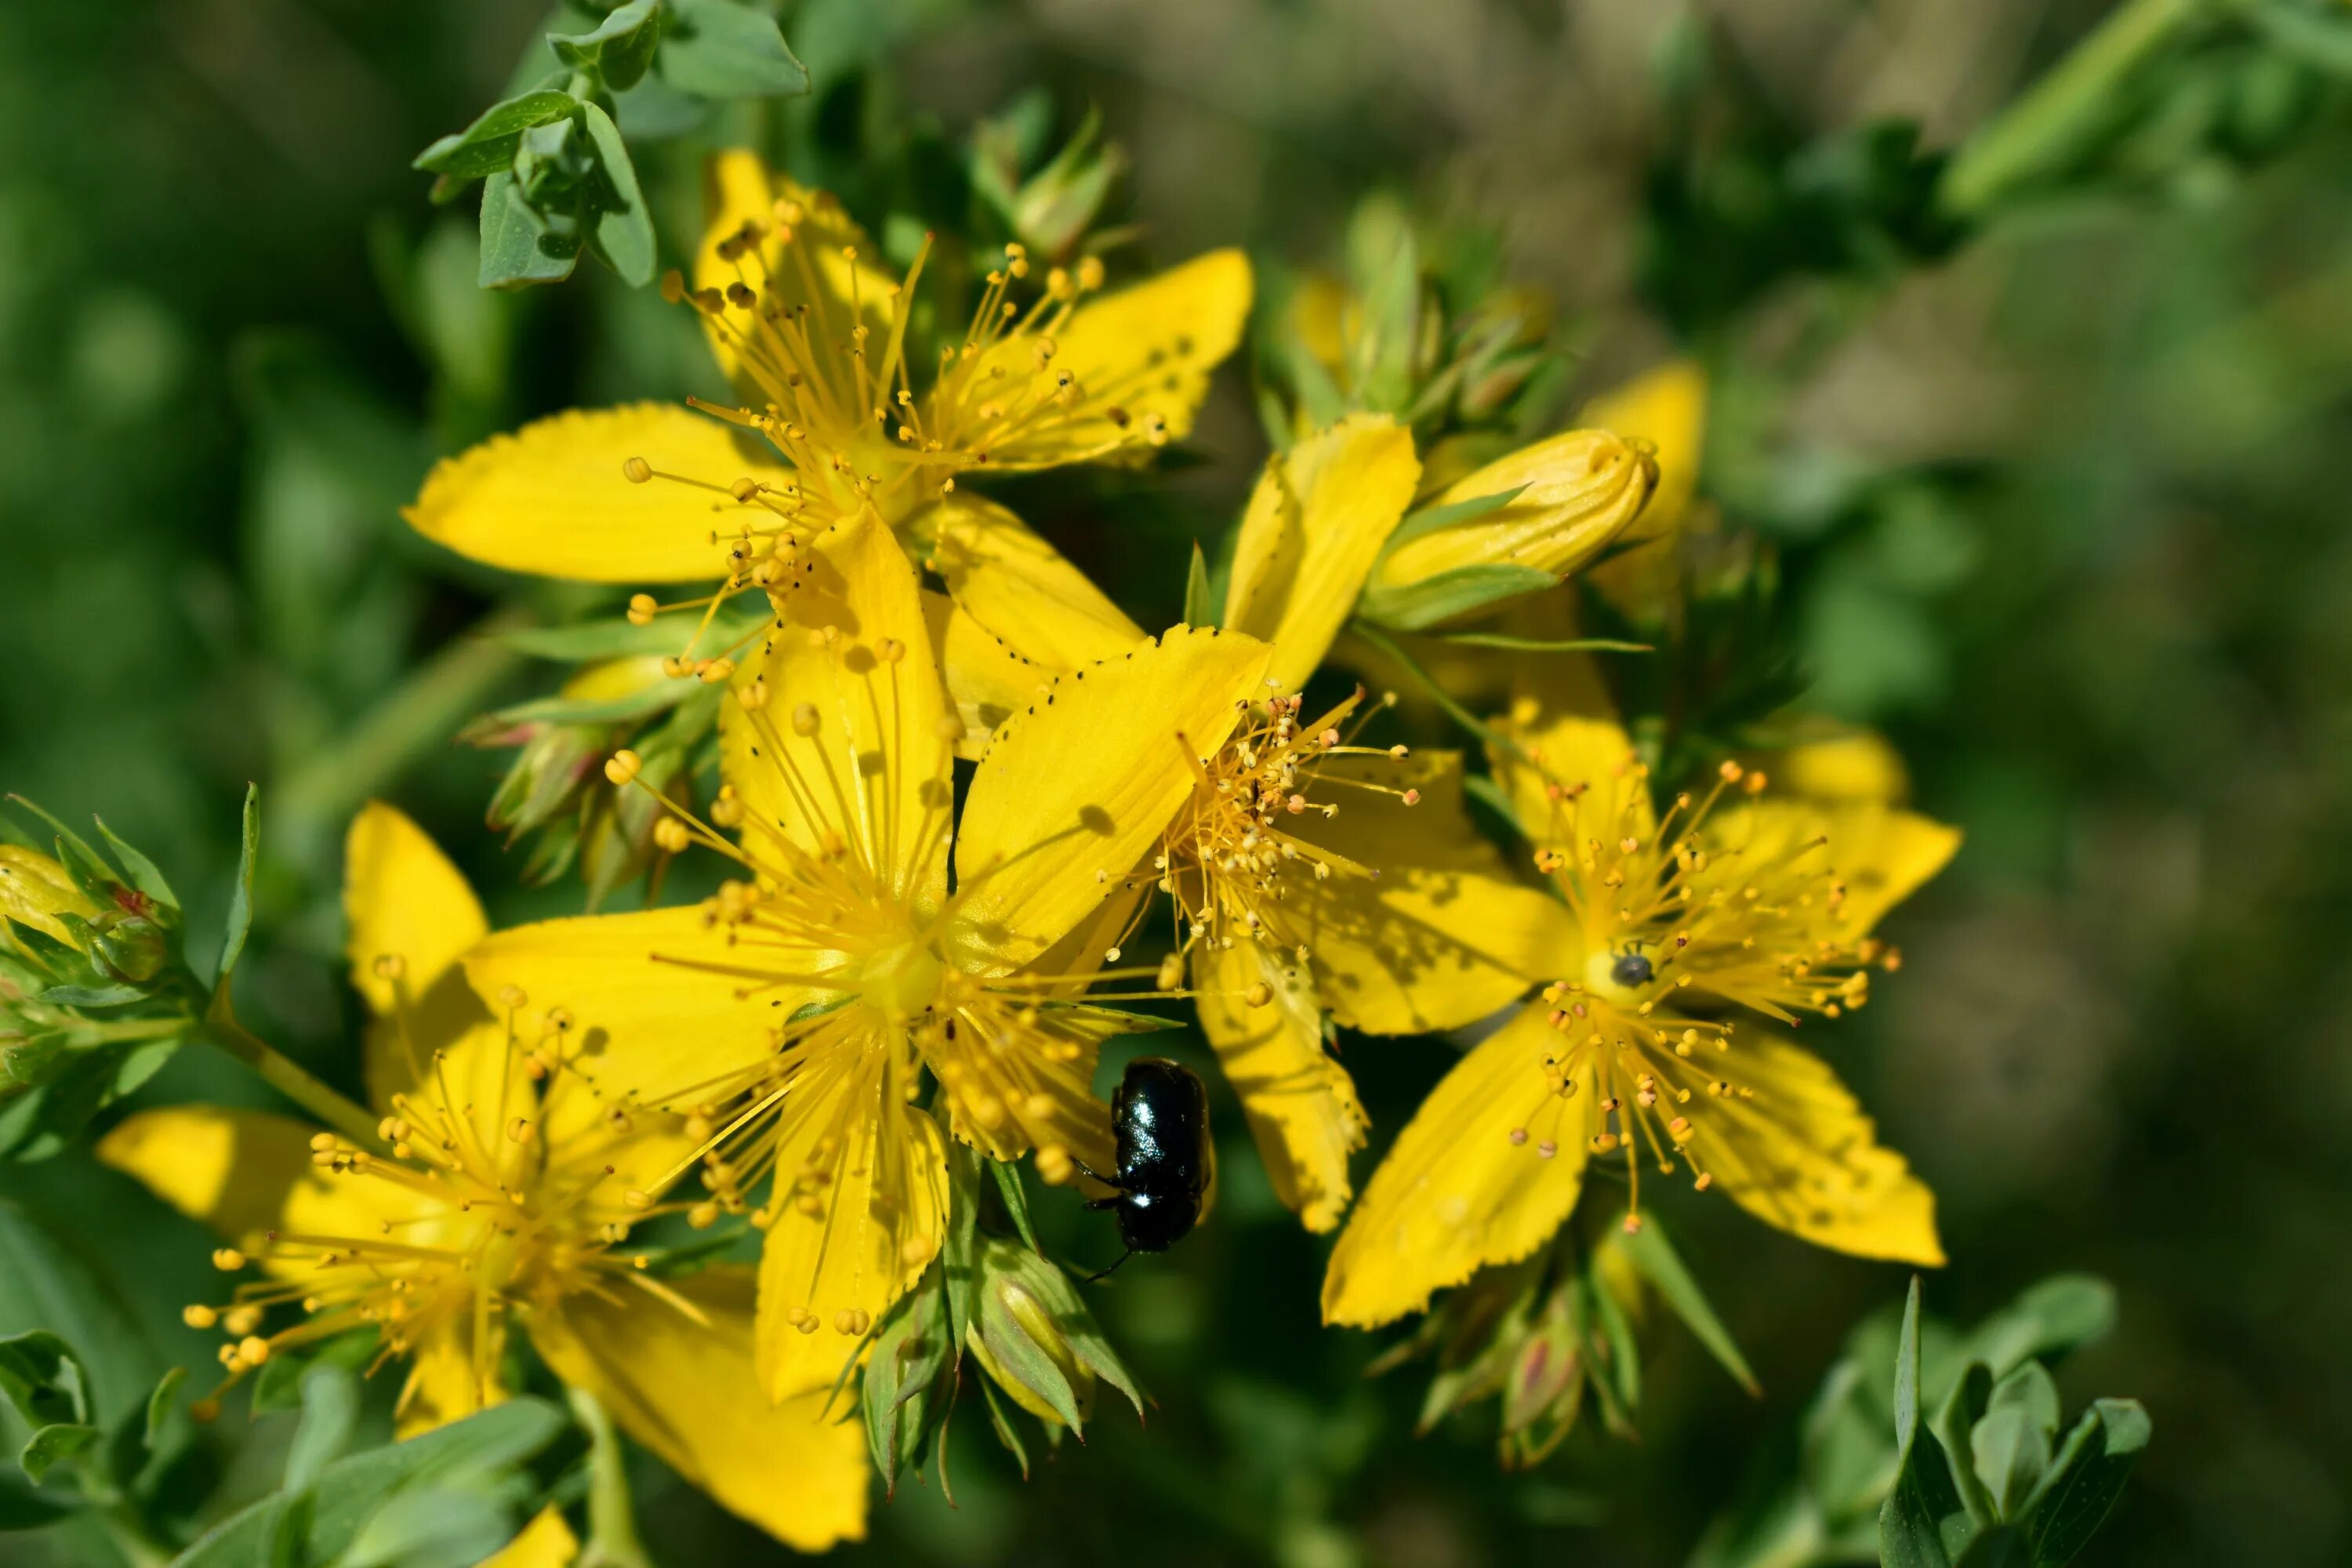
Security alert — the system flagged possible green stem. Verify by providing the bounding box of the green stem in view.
[273,606,533,862]
[198,1011,384,1151]
[567,1388,654,1568]
[1938,0,2198,219]
[1349,622,1526,761]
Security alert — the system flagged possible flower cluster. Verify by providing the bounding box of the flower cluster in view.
[97,151,1958,1550]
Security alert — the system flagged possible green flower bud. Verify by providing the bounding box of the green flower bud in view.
[89,913,169,985]
[964,1235,1143,1437]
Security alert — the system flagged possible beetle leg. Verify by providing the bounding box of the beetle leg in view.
[1082,1249,1134,1285]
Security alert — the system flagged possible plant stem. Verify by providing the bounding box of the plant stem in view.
[1939,0,2197,219]
[198,1011,384,1151]
[567,1388,654,1568]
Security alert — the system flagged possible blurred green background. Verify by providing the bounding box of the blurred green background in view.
[4,0,2349,1563]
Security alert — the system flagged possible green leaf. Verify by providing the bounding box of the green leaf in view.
[17,1423,98,1484]
[658,0,810,99]
[339,1483,524,1568]
[479,171,583,289]
[862,1280,952,1495]
[143,1365,186,1450]
[1935,1360,1999,1530]
[550,0,664,91]
[1969,1405,2049,1521]
[481,682,691,731]
[176,1397,564,1568]
[0,1204,167,1432]
[414,90,581,180]
[1382,485,1527,552]
[1987,1360,2060,1442]
[1185,540,1214,628]
[2016,1399,2150,1565]
[990,1160,1042,1254]
[1881,1278,1975,1568]
[0,1036,181,1163]
[90,817,178,914]
[1356,563,1559,632]
[578,103,655,288]
[1958,1276,2115,1378]
[284,1363,361,1494]
[34,983,143,1007]
[0,1330,93,1429]
[1613,1216,1760,1395]
[1431,632,1652,654]
[252,1330,379,1416]
[215,782,260,987]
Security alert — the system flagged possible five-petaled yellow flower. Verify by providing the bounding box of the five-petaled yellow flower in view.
[100,804,867,1557]
[1323,655,1959,1327]
[405,150,1250,721]
[461,508,1276,1403]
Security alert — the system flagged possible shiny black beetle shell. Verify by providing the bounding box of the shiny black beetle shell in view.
[1102,1057,1210,1254]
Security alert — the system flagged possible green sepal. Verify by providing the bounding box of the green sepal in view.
[860,1276,953,1496]
[215,783,260,988]
[494,603,766,662]
[1381,485,1526,554]
[1355,563,1558,632]
[1185,539,1215,627]
[1613,1214,1759,1395]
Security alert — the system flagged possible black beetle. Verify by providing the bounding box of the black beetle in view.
[1076,1056,1210,1279]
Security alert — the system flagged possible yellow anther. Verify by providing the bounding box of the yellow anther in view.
[604,749,643,786]
[622,456,653,484]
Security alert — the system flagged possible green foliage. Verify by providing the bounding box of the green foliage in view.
[416,0,809,289]
[1690,1276,2146,1568]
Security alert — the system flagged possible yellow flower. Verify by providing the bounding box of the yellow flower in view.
[461,509,1261,1403]
[405,150,1250,715]
[97,804,867,1555]
[1119,416,1570,1231]
[1323,656,1959,1327]
[1367,426,1657,600]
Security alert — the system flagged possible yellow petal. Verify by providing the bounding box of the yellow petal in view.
[0,844,96,946]
[405,404,792,583]
[394,1326,502,1439]
[1194,941,1365,1232]
[1281,752,1569,1032]
[912,495,1143,672]
[758,1077,948,1402]
[695,153,895,447]
[1321,1007,1593,1327]
[96,1106,431,1256]
[483,1511,579,1568]
[534,1265,869,1550]
[1668,1029,1943,1265]
[1225,415,1420,689]
[924,590,1053,758]
[344,804,485,1005]
[1698,800,1961,942]
[950,626,1272,971]
[345,803,494,1112]
[720,510,955,911]
[943,249,1253,470]
[1374,428,1654,590]
[1491,649,1651,846]
[1745,729,1912,807]
[460,908,778,1120]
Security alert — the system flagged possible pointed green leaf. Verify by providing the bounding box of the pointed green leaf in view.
[1952,1524,2032,1568]
[974,1373,1030,1479]
[215,783,259,987]
[1936,1360,1999,1530]
[1383,485,1527,552]
[658,0,809,99]
[579,103,655,287]
[1882,1278,1974,1567]
[1356,563,1559,632]
[479,171,583,289]
[990,1160,1042,1254]
[17,1424,98,1484]
[2017,1398,2150,1565]
[143,1366,186,1451]
[284,1363,361,1494]
[1614,1216,1759,1394]
[414,90,580,179]
[90,818,177,914]
[1185,540,1214,628]
[550,0,663,91]
[0,1331,92,1430]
